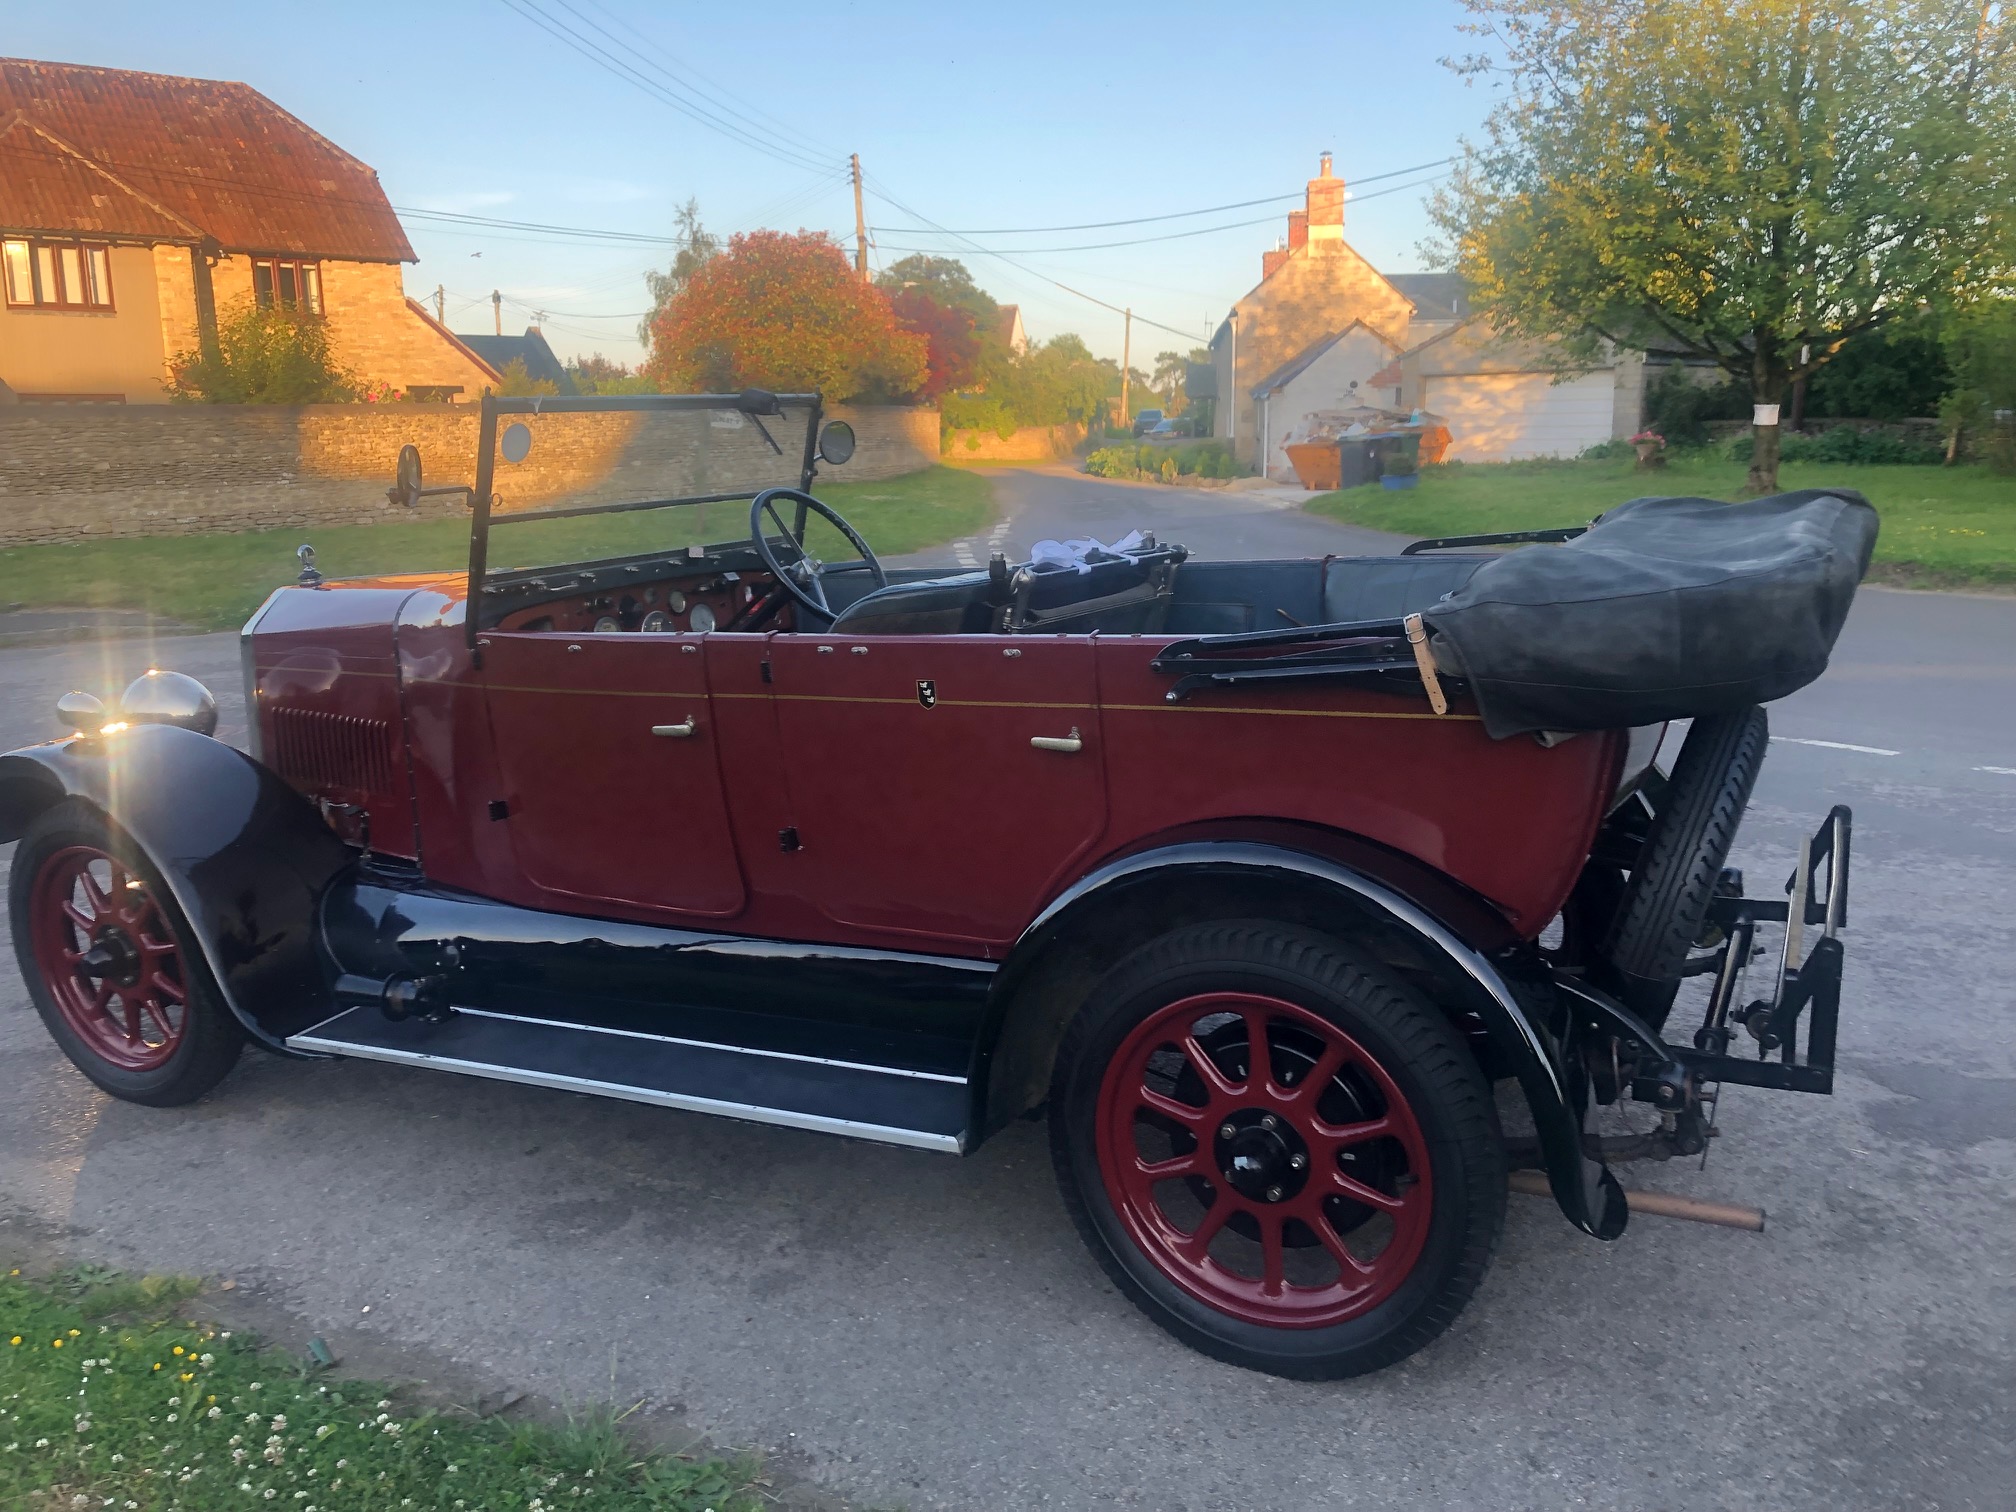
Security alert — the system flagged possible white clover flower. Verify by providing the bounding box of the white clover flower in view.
[111,1453,124,1464]
[334,1459,346,1469]
[376,1399,390,1410]
[238,1483,253,1493]
[380,1422,401,1436]
[232,1449,248,1465]
[264,1490,277,1501]
[200,1354,215,1366]
[167,1414,178,1423]
[35,1437,50,1448]
[270,1415,287,1431]
[230,1434,243,1446]
[314,1425,334,1440]
[208,1407,223,1420]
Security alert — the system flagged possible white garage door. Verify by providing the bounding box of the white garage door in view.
[1425,371,1618,462]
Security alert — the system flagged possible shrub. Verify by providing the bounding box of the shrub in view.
[164,301,358,404]
[495,356,559,398]
[1083,439,1236,481]
[1728,425,1945,466]
[1643,365,1748,446]
[1580,438,1634,460]
[941,392,1016,439]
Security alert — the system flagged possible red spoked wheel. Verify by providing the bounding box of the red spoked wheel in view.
[10,801,242,1105]
[29,844,190,1071]
[1051,922,1504,1379]
[1095,992,1432,1328]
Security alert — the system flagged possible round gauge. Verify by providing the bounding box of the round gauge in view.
[666,590,689,613]
[688,602,718,633]
[640,610,671,633]
[593,615,621,634]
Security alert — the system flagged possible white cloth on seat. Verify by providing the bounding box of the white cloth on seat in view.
[1028,529,1148,575]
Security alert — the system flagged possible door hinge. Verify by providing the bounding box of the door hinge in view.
[761,659,774,684]
[778,826,801,852]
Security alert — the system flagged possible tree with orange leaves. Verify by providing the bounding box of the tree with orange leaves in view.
[643,230,928,402]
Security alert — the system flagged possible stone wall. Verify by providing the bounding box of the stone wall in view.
[942,421,1086,461]
[0,403,938,547]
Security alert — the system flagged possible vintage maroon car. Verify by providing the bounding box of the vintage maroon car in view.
[1,392,1872,1379]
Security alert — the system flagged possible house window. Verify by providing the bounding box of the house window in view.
[2,239,114,310]
[250,258,323,315]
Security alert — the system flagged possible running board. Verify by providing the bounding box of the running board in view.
[287,1006,969,1153]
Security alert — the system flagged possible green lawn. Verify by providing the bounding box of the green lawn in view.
[0,466,994,632]
[1307,455,2016,586]
[0,1266,765,1511]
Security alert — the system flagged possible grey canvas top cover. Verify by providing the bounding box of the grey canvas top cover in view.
[1425,489,1878,738]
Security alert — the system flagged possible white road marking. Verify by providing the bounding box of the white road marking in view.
[1772,736,1901,756]
[1976,766,2016,776]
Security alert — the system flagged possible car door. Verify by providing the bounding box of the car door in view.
[481,630,746,920]
[766,632,1106,948]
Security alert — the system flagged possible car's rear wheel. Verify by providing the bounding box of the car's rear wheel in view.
[1049,921,1504,1379]
[10,800,243,1106]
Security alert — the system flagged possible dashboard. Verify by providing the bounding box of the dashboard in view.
[495,570,777,635]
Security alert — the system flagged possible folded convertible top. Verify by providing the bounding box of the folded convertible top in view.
[1425,489,1879,738]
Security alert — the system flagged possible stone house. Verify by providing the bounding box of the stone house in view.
[1209,155,1642,475]
[0,57,500,404]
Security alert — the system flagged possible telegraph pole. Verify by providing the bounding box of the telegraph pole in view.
[492,289,502,335]
[851,153,869,280]
[434,284,446,324]
[1120,307,1133,426]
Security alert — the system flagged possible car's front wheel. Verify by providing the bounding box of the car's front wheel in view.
[1049,921,1504,1379]
[10,800,244,1106]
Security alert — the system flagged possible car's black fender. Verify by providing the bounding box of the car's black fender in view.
[0,725,354,1051]
[979,839,1628,1240]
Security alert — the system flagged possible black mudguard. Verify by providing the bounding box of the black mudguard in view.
[989,841,1630,1240]
[0,726,353,1051]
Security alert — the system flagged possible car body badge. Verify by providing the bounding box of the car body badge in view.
[916,679,938,708]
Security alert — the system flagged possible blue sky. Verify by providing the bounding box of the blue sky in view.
[10,0,1495,367]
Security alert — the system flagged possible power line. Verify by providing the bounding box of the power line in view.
[871,173,1452,256]
[495,0,838,176]
[872,158,1457,235]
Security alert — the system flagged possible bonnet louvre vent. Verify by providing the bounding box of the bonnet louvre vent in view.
[269,707,395,794]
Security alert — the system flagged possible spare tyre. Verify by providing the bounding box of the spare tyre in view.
[1601,706,1770,1032]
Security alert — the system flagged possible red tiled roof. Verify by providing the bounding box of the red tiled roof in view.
[0,58,415,262]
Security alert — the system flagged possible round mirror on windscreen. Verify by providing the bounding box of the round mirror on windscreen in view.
[500,422,534,464]
[392,444,423,507]
[818,420,856,466]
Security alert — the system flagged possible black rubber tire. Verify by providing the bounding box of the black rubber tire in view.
[9,800,245,1106]
[1602,708,1770,1030]
[1048,920,1505,1380]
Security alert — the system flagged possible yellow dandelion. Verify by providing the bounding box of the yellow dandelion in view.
[152,1363,162,1371]
[180,1372,195,1382]
[51,1340,62,1349]
[68,1329,79,1337]
[7,1337,19,1347]
[173,1346,185,1356]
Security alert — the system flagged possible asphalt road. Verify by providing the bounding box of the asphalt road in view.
[0,469,2011,1511]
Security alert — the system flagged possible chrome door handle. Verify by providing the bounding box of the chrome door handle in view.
[651,717,698,739]
[1031,727,1083,754]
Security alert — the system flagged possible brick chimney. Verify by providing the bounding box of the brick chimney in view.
[1306,151,1345,248]
[1262,247,1289,280]
[1287,209,1308,252]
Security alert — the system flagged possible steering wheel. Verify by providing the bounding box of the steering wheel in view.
[749,487,887,619]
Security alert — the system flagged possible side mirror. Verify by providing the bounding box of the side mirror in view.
[387,444,423,509]
[818,420,857,466]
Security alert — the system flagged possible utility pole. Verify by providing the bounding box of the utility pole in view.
[492,289,502,336]
[850,153,869,280]
[434,284,446,324]
[1120,307,1132,426]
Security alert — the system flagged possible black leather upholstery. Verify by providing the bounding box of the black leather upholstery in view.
[1321,556,1485,623]
[825,572,1001,635]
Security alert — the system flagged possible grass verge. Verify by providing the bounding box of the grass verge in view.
[1307,456,2016,586]
[0,465,994,633]
[0,1266,766,1511]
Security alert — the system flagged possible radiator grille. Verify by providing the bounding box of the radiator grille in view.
[268,706,395,794]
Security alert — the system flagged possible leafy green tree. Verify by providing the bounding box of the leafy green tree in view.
[876,255,999,331]
[1804,315,1954,420]
[494,356,560,398]
[1432,0,2016,491]
[164,302,358,404]
[639,199,721,352]
[1151,349,1209,414]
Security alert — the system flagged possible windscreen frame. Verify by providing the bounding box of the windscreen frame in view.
[465,390,823,647]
